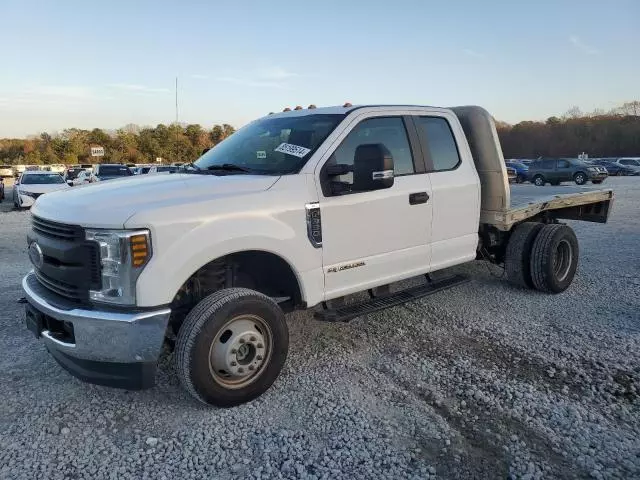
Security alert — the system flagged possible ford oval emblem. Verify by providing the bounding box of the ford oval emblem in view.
[28,242,44,269]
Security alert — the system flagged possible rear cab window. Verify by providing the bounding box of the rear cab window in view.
[414,117,461,172]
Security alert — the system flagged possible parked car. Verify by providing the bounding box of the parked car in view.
[64,166,88,184]
[0,165,14,178]
[505,160,529,183]
[12,171,70,208]
[13,164,27,176]
[148,165,179,174]
[506,166,517,183]
[527,158,608,186]
[94,164,134,181]
[0,177,4,202]
[70,169,97,186]
[21,104,614,408]
[614,158,640,175]
[589,159,636,176]
[49,164,66,174]
[133,166,152,175]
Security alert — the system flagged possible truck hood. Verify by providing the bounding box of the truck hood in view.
[32,173,280,228]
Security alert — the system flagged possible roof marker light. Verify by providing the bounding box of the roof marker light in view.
[283,107,291,112]
[308,104,317,109]
[343,102,352,107]
[294,105,303,110]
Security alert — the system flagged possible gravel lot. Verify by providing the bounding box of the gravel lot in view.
[1,178,638,479]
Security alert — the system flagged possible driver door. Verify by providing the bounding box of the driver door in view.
[316,114,433,300]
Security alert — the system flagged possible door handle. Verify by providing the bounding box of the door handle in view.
[409,192,429,205]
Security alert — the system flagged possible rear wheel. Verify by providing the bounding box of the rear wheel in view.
[533,175,545,186]
[574,172,587,185]
[505,222,544,288]
[175,288,289,407]
[530,224,579,293]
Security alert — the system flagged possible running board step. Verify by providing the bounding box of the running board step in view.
[315,274,469,323]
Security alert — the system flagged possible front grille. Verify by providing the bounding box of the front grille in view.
[30,217,98,303]
[32,216,83,241]
[34,269,83,301]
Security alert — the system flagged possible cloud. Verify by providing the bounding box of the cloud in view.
[258,66,299,80]
[107,83,170,93]
[215,76,285,88]
[30,85,96,99]
[190,74,208,79]
[569,35,599,55]
[463,49,485,59]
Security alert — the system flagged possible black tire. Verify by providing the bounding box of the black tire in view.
[505,222,544,288]
[516,174,526,184]
[573,172,587,185]
[175,288,289,407]
[533,175,545,186]
[530,224,579,293]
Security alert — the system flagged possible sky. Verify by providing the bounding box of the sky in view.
[0,0,638,137]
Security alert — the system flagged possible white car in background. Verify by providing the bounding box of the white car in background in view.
[71,170,98,186]
[0,165,14,178]
[148,165,179,174]
[13,171,70,208]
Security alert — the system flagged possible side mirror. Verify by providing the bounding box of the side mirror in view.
[352,144,394,191]
[325,164,352,176]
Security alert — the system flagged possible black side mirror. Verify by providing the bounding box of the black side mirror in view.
[325,164,351,176]
[352,144,394,191]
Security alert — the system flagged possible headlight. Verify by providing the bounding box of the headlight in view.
[19,190,39,198]
[85,229,151,305]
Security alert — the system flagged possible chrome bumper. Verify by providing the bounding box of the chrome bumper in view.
[22,271,170,364]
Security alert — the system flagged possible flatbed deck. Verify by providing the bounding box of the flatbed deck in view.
[482,184,614,230]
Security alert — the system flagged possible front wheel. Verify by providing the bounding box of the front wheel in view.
[175,288,289,407]
[533,175,545,186]
[574,172,587,185]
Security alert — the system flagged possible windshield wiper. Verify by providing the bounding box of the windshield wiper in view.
[206,163,253,173]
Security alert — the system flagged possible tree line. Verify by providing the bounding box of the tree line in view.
[496,101,640,159]
[0,101,638,166]
[0,123,235,165]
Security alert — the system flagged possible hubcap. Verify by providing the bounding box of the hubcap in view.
[576,174,584,184]
[553,239,573,282]
[208,315,272,389]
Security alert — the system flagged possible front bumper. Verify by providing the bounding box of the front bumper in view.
[22,271,171,389]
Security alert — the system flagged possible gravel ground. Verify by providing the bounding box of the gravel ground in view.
[1,178,638,479]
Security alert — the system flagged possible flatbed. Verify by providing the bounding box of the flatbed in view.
[484,185,614,231]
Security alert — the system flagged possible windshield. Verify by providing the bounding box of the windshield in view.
[194,114,345,174]
[21,174,65,184]
[98,166,133,176]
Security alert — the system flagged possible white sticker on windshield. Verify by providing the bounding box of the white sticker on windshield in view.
[256,150,266,159]
[275,142,311,158]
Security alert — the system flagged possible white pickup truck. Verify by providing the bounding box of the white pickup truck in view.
[22,105,613,407]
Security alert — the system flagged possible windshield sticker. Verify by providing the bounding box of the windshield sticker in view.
[275,143,311,158]
[256,150,267,159]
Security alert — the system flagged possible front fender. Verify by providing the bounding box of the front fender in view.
[135,213,323,308]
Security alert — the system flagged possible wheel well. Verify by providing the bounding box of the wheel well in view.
[168,251,302,341]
